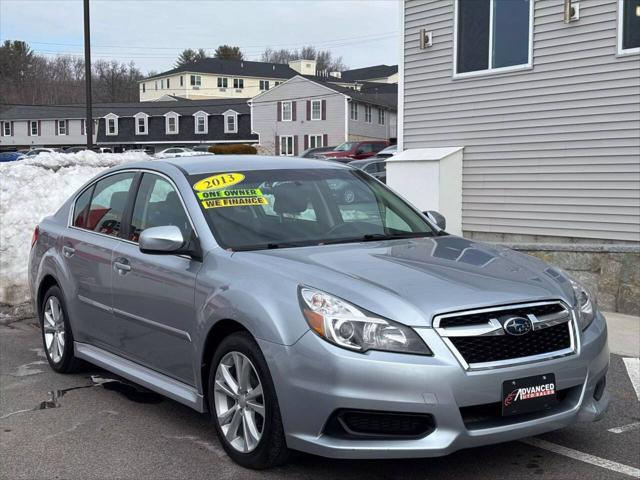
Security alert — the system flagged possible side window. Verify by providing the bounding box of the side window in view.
[129,174,192,242]
[72,186,94,228]
[86,172,136,237]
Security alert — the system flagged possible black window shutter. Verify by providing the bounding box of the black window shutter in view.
[10,121,14,136]
[323,134,328,147]
[306,101,311,121]
[321,100,326,120]
[27,121,30,136]
[292,101,297,121]
[304,135,308,150]
[55,121,59,136]
[38,120,41,136]
[277,102,282,121]
[294,135,298,155]
[275,135,280,155]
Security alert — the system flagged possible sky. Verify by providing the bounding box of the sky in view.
[0,0,400,74]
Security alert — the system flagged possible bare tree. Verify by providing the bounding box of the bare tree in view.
[260,45,347,72]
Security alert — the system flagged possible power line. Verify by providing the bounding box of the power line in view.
[5,31,398,52]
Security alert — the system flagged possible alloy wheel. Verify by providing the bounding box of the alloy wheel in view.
[213,351,265,453]
[43,296,66,364]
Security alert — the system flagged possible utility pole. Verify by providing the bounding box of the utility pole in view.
[83,0,93,149]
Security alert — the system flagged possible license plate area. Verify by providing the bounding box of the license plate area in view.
[502,373,557,416]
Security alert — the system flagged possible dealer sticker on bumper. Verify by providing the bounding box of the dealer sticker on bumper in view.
[502,373,558,416]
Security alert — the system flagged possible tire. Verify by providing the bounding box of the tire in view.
[40,286,83,373]
[208,332,289,469]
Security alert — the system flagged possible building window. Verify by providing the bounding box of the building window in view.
[282,101,292,121]
[218,77,228,88]
[161,79,165,89]
[165,112,179,134]
[142,83,146,93]
[190,75,201,87]
[364,105,372,123]
[180,76,184,87]
[56,120,67,135]
[135,113,148,135]
[350,102,358,120]
[274,81,282,87]
[105,116,118,136]
[259,80,270,91]
[224,111,238,133]
[167,78,170,89]
[619,0,640,54]
[309,134,323,148]
[2,122,11,136]
[29,121,39,136]
[233,78,244,89]
[455,0,532,76]
[280,136,294,156]
[194,112,208,134]
[378,109,385,125]
[155,81,158,90]
[311,100,321,120]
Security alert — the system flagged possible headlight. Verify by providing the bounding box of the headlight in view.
[299,287,432,355]
[570,279,597,331]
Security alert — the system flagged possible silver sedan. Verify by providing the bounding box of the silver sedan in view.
[29,155,609,469]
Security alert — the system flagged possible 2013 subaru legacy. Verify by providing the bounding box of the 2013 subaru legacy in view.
[29,155,609,469]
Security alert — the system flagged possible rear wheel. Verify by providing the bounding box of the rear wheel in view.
[40,286,83,373]
[209,332,289,469]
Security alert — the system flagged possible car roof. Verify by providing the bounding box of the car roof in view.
[118,155,353,176]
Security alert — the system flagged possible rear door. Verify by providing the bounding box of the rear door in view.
[62,171,137,348]
[110,172,200,385]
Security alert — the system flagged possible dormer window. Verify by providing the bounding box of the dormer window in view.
[164,111,180,134]
[105,113,119,136]
[223,110,238,134]
[134,112,149,135]
[193,111,209,134]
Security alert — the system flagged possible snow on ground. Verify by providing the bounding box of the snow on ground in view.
[0,151,151,305]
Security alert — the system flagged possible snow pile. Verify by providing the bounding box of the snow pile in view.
[0,151,151,305]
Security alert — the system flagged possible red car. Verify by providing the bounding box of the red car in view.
[319,140,389,162]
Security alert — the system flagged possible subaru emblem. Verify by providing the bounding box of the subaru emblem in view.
[503,316,533,336]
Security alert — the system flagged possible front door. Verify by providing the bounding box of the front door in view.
[111,172,200,385]
[62,172,136,349]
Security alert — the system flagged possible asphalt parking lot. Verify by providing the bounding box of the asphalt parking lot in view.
[1,316,638,480]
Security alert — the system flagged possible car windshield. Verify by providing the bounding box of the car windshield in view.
[189,168,437,250]
[334,142,356,151]
[377,145,397,156]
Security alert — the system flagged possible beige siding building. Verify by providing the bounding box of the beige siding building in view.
[401,0,640,242]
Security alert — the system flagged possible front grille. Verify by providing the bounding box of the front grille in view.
[324,409,435,439]
[439,303,566,328]
[434,301,575,369]
[449,322,571,364]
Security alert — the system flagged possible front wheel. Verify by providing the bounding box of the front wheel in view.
[208,332,289,469]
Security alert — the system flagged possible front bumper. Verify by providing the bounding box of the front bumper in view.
[258,311,609,459]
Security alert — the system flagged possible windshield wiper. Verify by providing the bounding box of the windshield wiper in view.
[320,232,433,245]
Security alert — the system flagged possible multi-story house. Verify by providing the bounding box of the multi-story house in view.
[0,99,257,153]
[250,75,397,155]
[138,58,310,102]
[0,105,97,149]
[400,0,640,243]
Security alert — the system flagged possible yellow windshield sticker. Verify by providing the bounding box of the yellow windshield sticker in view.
[197,188,263,200]
[193,172,245,192]
[202,197,268,209]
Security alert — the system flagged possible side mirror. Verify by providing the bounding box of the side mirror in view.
[424,210,446,230]
[139,225,185,254]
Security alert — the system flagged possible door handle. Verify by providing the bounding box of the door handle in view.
[114,260,131,274]
[62,246,75,258]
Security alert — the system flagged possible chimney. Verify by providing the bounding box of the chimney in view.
[288,59,317,75]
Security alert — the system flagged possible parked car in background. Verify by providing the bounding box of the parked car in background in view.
[319,140,388,162]
[24,147,62,157]
[300,146,336,158]
[0,152,25,162]
[123,148,154,155]
[348,158,387,183]
[63,146,114,154]
[156,147,203,158]
[372,144,397,159]
[29,155,609,469]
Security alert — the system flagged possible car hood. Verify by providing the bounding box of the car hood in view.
[236,235,576,326]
